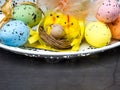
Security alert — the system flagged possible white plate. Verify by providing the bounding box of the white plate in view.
[0,40,120,59]
[0,0,120,59]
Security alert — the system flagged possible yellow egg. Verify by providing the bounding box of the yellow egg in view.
[85,21,111,48]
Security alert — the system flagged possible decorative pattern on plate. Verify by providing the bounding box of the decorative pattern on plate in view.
[0,40,120,59]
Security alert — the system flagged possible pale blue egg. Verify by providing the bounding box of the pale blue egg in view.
[0,20,30,47]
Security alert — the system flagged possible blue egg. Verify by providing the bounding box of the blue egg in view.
[0,20,30,47]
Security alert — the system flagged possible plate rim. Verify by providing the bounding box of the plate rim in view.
[0,41,120,57]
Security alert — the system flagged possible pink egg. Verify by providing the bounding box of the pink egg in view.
[96,0,120,23]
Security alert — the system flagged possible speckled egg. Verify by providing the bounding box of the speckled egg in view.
[0,20,30,47]
[96,0,120,23]
[108,15,120,40]
[12,4,42,27]
[50,24,65,39]
[85,21,111,48]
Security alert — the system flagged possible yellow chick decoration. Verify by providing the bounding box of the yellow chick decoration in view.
[37,11,84,51]
[27,0,90,52]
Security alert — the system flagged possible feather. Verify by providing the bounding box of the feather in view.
[37,0,92,20]
[36,0,58,9]
[90,0,104,15]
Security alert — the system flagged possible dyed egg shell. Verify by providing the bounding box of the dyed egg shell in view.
[108,15,120,40]
[0,20,30,47]
[96,0,120,23]
[12,4,42,27]
[85,21,111,48]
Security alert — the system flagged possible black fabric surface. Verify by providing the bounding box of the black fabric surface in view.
[0,47,120,90]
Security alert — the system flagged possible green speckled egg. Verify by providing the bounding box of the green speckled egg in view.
[12,4,42,27]
[85,21,111,48]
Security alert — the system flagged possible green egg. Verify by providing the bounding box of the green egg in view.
[12,4,42,27]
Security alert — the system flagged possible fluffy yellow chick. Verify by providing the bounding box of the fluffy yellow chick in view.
[28,0,90,51]
[40,11,84,51]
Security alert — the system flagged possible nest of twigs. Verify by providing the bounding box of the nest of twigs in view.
[38,25,72,49]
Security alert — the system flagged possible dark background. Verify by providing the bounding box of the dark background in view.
[0,47,120,90]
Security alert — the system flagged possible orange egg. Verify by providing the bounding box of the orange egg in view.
[108,15,120,40]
